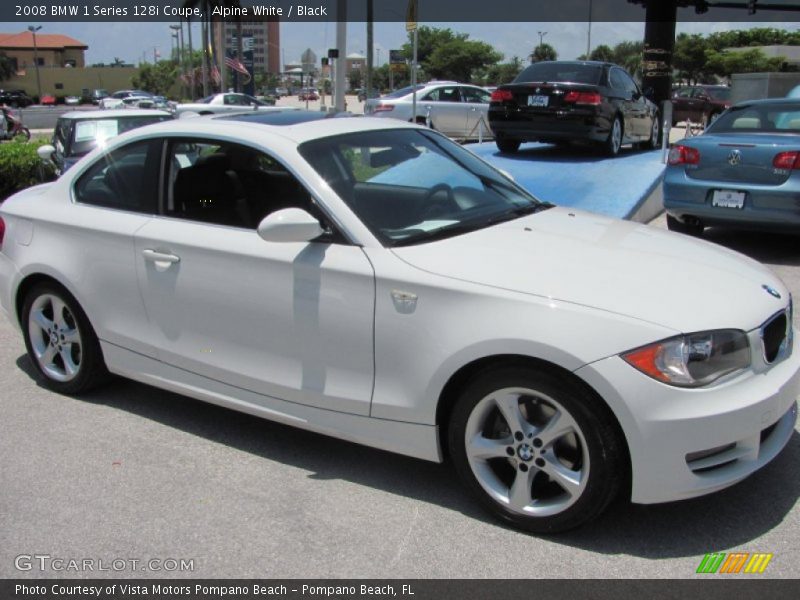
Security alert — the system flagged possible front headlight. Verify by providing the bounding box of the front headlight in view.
[622,329,751,387]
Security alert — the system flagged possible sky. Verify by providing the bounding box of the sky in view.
[1,20,798,67]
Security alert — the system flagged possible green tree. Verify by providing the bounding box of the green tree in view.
[481,56,524,85]
[589,44,614,62]
[529,43,558,63]
[348,69,363,91]
[673,33,712,84]
[401,26,500,83]
[132,60,180,95]
[706,48,786,79]
[0,52,15,83]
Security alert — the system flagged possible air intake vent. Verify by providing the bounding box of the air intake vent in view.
[761,311,788,364]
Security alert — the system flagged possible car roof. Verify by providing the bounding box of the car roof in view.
[731,97,800,109]
[57,109,172,120]
[126,111,419,145]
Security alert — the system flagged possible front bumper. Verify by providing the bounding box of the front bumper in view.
[576,330,800,504]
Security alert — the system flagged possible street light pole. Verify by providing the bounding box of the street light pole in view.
[28,26,42,102]
[587,0,594,58]
[537,31,547,47]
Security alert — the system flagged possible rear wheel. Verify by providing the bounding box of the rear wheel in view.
[449,366,624,533]
[666,214,704,237]
[22,282,109,395]
[641,113,660,150]
[496,137,521,154]
[604,116,623,157]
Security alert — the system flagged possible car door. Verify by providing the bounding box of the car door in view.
[133,138,376,416]
[421,86,465,137]
[67,138,161,357]
[461,86,492,139]
[610,68,646,140]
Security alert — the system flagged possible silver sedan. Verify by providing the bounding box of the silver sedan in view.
[364,82,493,140]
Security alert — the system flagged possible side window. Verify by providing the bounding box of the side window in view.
[676,88,693,98]
[422,89,441,101]
[223,94,241,105]
[74,140,159,213]
[461,87,490,103]
[610,69,627,90]
[165,139,316,229]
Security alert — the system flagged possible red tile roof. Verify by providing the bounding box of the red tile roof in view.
[0,32,88,50]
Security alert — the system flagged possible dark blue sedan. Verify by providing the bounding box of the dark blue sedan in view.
[664,98,800,236]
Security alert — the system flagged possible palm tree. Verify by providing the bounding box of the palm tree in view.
[528,43,558,63]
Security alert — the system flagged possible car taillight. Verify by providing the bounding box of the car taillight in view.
[668,145,700,166]
[564,91,602,105]
[373,103,394,112]
[772,151,800,170]
[490,89,514,102]
[0,217,5,249]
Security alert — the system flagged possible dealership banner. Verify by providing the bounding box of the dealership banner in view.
[4,0,800,23]
[2,579,800,600]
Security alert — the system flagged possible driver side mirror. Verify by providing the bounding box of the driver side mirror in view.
[257,208,325,243]
[37,144,56,163]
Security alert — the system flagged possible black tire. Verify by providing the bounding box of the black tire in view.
[448,365,624,533]
[640,113,660,151]
[17,127,31,142]
[496,137,521,154]
[666,214,704,237]
[604,116,623,157]
[21,282,109,395]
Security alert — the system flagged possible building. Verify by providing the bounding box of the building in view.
[212,19,280,76]
[0,31,87,71]
[345,52,366,73]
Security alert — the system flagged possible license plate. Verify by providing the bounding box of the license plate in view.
[711,190,745,209]
[528,95,549,107]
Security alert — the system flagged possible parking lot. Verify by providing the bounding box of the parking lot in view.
[0,207,798,579]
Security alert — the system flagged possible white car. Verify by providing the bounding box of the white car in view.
[99,90,153,110]
[174,92,285,116]
[0,112,797,532]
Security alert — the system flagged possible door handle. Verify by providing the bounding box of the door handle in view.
[142,249,181,264]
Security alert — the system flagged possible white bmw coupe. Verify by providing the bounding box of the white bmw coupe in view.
[0,111,797,532]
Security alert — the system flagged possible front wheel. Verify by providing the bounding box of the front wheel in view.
[448,366,624,533]
[22,282,109,395]
[17,127,31,141]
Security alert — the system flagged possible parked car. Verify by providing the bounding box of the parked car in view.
[671,85,732,127]
[174,93,287,116]
[356,87,380,102]
[364,81,493,140]
[100,90,153,110]
[0,89,34,108]
[40,94,57,106]
[1,112,796,533]
[90,89,109,105]
[275,86,289,97]
[36,109,173,175]
[664,97,800,236]
[488,61,660,156]
[298,88,319,101]
[65,96,81,106]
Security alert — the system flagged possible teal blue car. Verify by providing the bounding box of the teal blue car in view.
[664,98,800,236]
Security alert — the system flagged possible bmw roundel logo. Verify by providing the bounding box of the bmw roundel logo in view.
[762,284,782,299]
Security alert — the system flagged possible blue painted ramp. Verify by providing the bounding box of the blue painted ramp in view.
[468,142,666,221]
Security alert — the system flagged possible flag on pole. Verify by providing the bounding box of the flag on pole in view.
[224,54,249,76]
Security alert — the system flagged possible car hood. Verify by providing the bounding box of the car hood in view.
[391,207,787,333]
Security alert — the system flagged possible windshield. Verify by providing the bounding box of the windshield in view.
[706,103,800,134]
[299,129,548,246]
[514,63,603,85]
[707,87,731,101]
[68,115,172,156]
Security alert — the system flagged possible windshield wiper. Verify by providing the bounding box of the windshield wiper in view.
[485,202,554,226]
[390,221,491,247]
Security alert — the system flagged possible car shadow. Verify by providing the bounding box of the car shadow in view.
[15,354,800,558]
[701,227,800,267]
